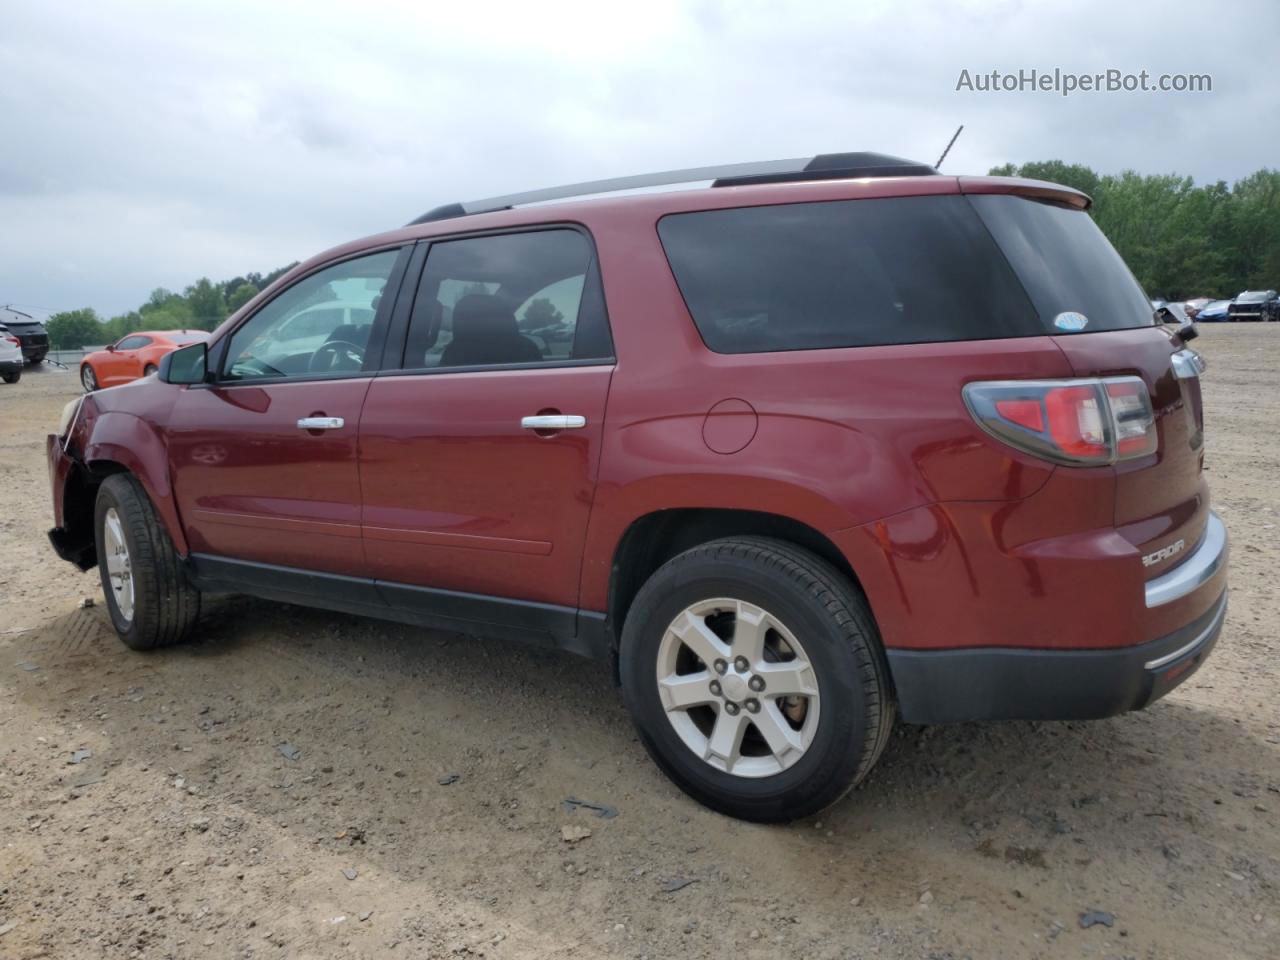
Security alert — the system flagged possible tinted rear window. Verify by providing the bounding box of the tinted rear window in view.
[658,196,1040,353]
[968,194,1155,333]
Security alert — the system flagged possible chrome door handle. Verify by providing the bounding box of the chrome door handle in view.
[297,416,345,430]
[521,415,587,430]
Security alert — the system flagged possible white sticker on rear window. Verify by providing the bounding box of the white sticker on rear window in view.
[1053,311,1089,332]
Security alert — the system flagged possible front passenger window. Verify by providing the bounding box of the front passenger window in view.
[223,249,399,380]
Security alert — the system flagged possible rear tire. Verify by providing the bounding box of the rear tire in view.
[94,474,201,650]
[144,364,158,376]
[2,370,18,384]
[619,536,894,822]
[81,364,97,392]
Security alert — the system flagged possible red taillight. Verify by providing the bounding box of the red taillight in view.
[964,377,1156,466]
[3,335,18,347]
[1044,385,1109,460]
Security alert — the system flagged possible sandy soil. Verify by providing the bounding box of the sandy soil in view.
[1,327,1277,959]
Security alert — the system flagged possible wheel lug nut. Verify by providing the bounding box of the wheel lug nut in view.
[709,680,722,696]
[745,698,760,713]
[748,676,765,692]
[713,659,728,675]
[734,656,749,672]
[724,702,740,716]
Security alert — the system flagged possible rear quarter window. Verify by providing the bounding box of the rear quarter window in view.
[657,196,1040,354]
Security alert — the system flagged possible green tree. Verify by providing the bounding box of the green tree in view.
[46,308,105,350]
[227,282,259,313]
[184,277,227,331]
[519,297,563,331]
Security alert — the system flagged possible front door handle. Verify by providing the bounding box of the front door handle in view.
[297,416,345,430]
[521,415,586,431]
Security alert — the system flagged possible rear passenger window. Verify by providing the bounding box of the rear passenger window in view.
[403,229,612,369]
[658,196,1039,353]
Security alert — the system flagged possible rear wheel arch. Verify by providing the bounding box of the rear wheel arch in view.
[606,508,876,657]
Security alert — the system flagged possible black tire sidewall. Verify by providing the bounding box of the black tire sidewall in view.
[94,478,153,649]
[620,546,874,820]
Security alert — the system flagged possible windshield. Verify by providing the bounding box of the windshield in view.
[968,195,1155,333]
[1237,291,1269,303]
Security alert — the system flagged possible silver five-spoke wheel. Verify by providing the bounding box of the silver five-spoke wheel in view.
[102,506,134,623]
[656,597,820,777]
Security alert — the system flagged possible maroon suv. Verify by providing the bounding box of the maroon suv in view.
[46,152,1228,821]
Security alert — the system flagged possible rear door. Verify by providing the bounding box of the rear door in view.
[168,246,407,577]
[358,227,615,621]
[970,193,1209,579]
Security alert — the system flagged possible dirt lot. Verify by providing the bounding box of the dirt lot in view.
[1,327,1277,960]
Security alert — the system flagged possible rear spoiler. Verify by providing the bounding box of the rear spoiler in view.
[958,176,1092,210]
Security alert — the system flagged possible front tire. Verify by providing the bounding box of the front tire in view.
[94,474,201,650]
[81,364,97,392]
[619,537,894,822]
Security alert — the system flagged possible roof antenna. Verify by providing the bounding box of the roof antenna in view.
[935,125,964,170]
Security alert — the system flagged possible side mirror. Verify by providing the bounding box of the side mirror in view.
[159,342,208,385]
[106,343,117,352]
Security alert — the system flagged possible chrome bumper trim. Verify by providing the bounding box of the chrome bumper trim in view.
[1145,512,1227,608]
[1144,590,1228,670]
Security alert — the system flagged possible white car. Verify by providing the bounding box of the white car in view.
[0,324,24,384]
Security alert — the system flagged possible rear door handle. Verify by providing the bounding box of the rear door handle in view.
[521,415,586,430]
[297,416,345,430]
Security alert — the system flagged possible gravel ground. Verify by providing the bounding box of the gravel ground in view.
[1,325,1277,959]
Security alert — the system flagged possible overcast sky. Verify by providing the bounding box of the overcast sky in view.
[2,0,1276,319]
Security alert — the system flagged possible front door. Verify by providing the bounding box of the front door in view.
[168,247,405,577]
[358,228,615,617]
[100,334,153,386]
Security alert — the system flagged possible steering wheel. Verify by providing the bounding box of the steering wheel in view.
[309,340,365,374]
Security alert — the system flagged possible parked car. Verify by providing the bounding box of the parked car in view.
[1196,299,1232,321]
[1227,289,1279,322]
[0,307,49,364]
[0,323,24,383]
[44,152,1228,821]
[79,330,210,392]
[1183,297,1212,319]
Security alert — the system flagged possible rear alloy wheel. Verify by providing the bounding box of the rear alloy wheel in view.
[620,537,894,822]
[94,474,201,650]
[81,364,97,392]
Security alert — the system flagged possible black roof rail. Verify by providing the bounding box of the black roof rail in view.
[408,152,937,225]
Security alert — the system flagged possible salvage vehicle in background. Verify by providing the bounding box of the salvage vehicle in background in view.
[1183,297,1211,319]
[1196,299,1232,321]
[1228,289,1279,322]
[43,152,1229,821]
[0,323,24,383]
[0,307,49,365]
[80,330,210,392]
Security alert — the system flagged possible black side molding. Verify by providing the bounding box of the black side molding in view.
[186,554,613,660]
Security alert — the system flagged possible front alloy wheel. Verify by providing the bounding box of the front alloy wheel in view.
[101,506,135,623]
[81,364,97,392]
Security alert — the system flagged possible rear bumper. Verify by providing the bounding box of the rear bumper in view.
[889,588,1227,723]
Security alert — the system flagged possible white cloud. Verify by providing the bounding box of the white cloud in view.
[1,0,1275,316]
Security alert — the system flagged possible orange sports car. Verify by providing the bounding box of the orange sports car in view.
[80,330,209,392]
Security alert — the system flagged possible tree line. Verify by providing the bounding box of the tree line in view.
[45,263,297,350]
[988,161,1279,300]
[43,161,1280,349]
